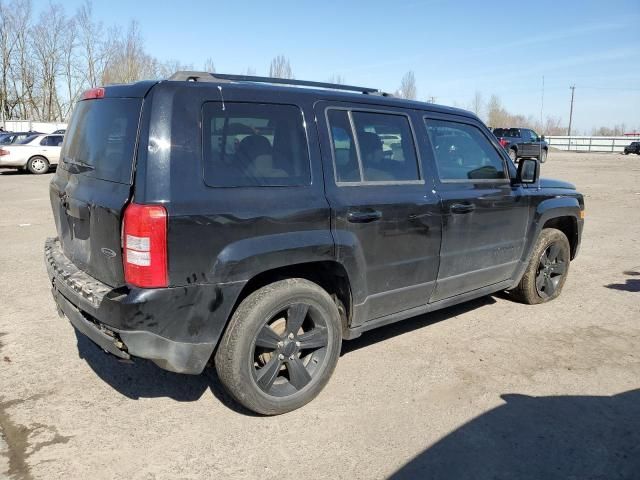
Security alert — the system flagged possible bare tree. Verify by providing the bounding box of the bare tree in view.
[397,71,417,100]
[245,66,256,76]
[0,0,17,122]
[470,90,483,116]
[269,55,293,79]
[328,74,345,85]
[76,1,115,89]
[203,57,215,73]
[31,3,68,120]
[486,95,509,128]
[157,59,193,79]
[102,21,156,84]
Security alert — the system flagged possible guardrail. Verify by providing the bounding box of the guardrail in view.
[546,136,640,153]
[1,120,67,134]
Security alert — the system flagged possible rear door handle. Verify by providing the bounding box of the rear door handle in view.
[347,209,382,223]
[450,203,475,214]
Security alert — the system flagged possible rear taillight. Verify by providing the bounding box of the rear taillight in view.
[122,203,168,288]
[81,87,105,100]
[0,148,9,156]
[498,138,509,148]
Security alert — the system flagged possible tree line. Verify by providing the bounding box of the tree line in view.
[0,1,632,135]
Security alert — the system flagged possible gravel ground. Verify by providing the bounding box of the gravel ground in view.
[1,150,639,480]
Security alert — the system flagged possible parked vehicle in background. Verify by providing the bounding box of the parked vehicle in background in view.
[0,131,43,145]
[623,142,640,155]
[52,129,66,134]
[0,133,64,173]
[45,73,583,415]
[493,127,548,163]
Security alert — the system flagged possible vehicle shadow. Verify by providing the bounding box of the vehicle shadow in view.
[605,270,640,293]
[74,294,499,415]
[0,168,56,176]
[342,296,497,355]
[390,389,640,480]
[73,330,258,416]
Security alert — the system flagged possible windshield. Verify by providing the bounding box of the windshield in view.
[61,98,142,184]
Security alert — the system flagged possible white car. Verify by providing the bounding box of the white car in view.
[0,133,64,174]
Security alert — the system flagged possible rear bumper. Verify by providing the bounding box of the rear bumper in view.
[45,237,244,374]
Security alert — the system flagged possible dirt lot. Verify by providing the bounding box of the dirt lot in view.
[1,151,639,480]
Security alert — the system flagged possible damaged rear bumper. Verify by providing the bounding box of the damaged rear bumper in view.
[45,237,244,374]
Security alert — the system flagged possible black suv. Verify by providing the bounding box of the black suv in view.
[45,72,584,414]
[623,142,640,155]
[493,127,549,163]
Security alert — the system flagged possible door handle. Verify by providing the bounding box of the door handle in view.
[347,209,382,223]
[450,203,475,214]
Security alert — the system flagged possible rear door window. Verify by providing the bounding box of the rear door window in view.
[202,102,310,187]
[327,108,421,184]
[40,135,64,146]
[61,98,142,184]
[351,111,420,182]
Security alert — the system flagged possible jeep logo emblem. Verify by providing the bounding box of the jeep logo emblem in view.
[101,247,117,258]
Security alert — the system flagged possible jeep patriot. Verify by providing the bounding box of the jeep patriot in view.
[45,72,584,414]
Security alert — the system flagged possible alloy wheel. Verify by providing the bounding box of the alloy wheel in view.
[252,302,329,397]
[535,242,567,298]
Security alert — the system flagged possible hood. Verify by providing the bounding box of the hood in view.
[539,177,575,190]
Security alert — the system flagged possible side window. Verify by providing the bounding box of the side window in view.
[351,111,420,182]
[50,135,64,146]
[327,108,421,184]
[327,110,360,182]
[40,136,51,146]
[529,130,540,141]
[425,119,507,181]
[202,102,310,187]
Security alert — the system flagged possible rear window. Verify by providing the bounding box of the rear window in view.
[493,128,520,138]
[202,102,310,187]
[61,98,141,184]
[16,134,38,144]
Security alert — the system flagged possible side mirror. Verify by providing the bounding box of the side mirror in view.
[540,135,545,141]
[516,157,539,184]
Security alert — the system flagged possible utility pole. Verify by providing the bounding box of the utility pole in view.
[567,85,576,136]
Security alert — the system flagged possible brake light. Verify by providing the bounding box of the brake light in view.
[0,148,9,156]
[498,138,509,148]
[122,203,168,288]
[81,87,105,100]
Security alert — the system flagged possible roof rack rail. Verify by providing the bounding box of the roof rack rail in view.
[167,71,393,97]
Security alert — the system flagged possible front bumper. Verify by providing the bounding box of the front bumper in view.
[45,237,244,374]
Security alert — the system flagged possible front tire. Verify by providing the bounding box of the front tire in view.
[510,228,570,305]
[27,156,50,174]
[215,278,342,415]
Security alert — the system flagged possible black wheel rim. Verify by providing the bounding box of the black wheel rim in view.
[251,302,330,397]
[536,242,567,298]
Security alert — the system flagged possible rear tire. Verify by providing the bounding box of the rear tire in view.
[509,149,517,162]
[510,228,570,305]
[27,156,49,174]
[540,149,548,163]
[215,278,342,415]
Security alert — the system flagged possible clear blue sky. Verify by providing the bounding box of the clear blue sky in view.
[35,0,640,132]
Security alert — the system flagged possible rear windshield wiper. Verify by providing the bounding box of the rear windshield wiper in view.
[63,156,95,171]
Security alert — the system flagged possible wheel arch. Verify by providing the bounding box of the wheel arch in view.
[229,261,353,336]
[542,215,578,260]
